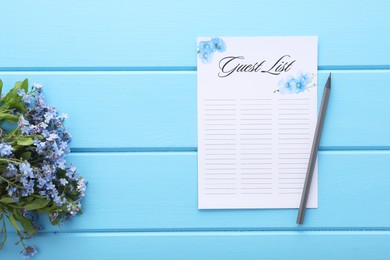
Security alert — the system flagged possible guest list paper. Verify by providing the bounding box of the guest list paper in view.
[197,36,318,209]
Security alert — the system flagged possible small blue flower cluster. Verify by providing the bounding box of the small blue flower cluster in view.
[197,37,226,63]
[0,80,88,258]
[278,73,313,94]
[0,142,13,156]
[2,83,86,218]
[22,245,38,258]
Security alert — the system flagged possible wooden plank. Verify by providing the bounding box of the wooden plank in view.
[0,0,389,68]
[0,71,389,149]
[3,231,390,259]
[1,151,385,232]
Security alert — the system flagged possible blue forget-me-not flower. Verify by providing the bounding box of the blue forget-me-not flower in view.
[0,142,14,156]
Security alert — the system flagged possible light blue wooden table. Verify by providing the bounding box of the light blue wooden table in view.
[1,0,390,259]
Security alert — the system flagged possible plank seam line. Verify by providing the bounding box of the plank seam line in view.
[0,66,389,72]
[69,147,390,153]
[24,228,390,234]
[70,147,198,153]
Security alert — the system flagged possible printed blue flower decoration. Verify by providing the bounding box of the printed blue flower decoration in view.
[198,40,214,64]
[198,40,215,53]
[199,48,214,64]
[198,37,226,63]
[211,37,226,52]
[277,73,315,94]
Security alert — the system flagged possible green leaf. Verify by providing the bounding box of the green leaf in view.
[21,151,32,160]
[32,194,46,199]
[3,81,20,103]
[0,112,18,122]
[24,198,50,210]
[17,136,34,146]
[0,79,3,97]
[14,210,35,234]
[56,169,66,178]
[3,203,23,209]
[2,80,27,112]
[47,203,60,212]
[51,216,60,225]
[21,79,28,93]
[23,196,35,202]
[5,98,26,112]
[0,197,19,204]
[8,213,21,232]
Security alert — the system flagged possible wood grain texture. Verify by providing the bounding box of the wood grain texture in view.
[2,151,388,232]
[0,0,389,68]
[0,71,389,149]
[3,231,390,260]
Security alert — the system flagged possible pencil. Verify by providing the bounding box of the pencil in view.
[297,73,331,224]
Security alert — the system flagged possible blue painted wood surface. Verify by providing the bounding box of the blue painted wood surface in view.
[1,0,390,259]
[4,231,390,260]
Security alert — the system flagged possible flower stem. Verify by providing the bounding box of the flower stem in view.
[0,213,7,250]
[0,175,22,188]
[0,158,22,164]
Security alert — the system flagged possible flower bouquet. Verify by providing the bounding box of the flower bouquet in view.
[0,79,86,258]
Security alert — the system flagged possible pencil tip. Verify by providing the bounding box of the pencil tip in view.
[326,73,331,89]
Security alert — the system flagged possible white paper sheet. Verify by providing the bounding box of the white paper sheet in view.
[197,36,318,209]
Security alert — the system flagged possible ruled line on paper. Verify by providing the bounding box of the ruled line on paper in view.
[240,108,272,111]
[205,178,237,180]
[276,96,313,199]
[241,192,273,195]
[205,193,237,195]
[240,119,272,121]
[204,99,236,101]
[205,108,237,111]
[242,177,273,180]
